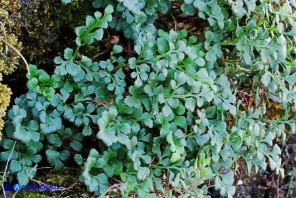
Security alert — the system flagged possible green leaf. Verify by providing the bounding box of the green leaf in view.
[39,72,50,83]
[185,0,193,5]
[86,16,96,28]
[61,0,71,4]
[66,62,80,76]
[97,127,118,146]
[10,160,22,172]
[174,116,187,129]
[47,134,62,147]
[97,173,108,194]
[14,128,31,142]
[92,10,102,18]
[132,122,140,132]
[104,4,114,14]
[170,152,181,162]
[17,170,29,185]
[140,113,153,128]
[46,149,59,162]
[195,57,205,66]
[177,72,187,85]
[3,139,15,150]
[157,38,169,53]
[64,48,73,60]
[185,98,195,112]
[285,72,296,85]
[82,125,92,136]
[70,139,83,151]
[181,3,196,15]
[28,120,39,131]
[137,167,150,180]
[60,150,70,161]
[75,26,87,37]
[162,105,173,117]
[175,105,185,115]
[113,45,123,54]
[220,171,234,186]
[121,123,131,134]
[93,29,104,41]
[74,154,83,165]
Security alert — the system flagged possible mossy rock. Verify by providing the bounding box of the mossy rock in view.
[14,191,51,198]
[0,0,23,75]
[0,0,23,138]
[14,168,91,198]
[10,0,93,67]
[0,83,11,138]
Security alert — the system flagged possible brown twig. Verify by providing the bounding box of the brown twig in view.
[98,182,127,198]
[254,185,268,190]
[123,40,135,57]
[280,154,296,168]
[91,48,111,59]
[276,175,280,198]
[0,24,29,73]
[30,177,79,192]
[237,90,252,97]
[221,56,241,62]
[30,178,48,186]
[0,38,29,73]
[36,166,80,171]
[170,12,177,31]
[55,182,78,191]
[85,99,113,109]
[12,191,19,198]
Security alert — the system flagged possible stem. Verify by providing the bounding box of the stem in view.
[273,11,296,19]
[72,46,81,60]
[156,50,179,60]
[260,117,296,124]
[220,41,273,50]
[173,94,196,99]
[113,64,128,71]
[185,132,196,138]
[2,141,17,198]
[220,42,237,46]
[152,165,182,171]
[0,38,29,74]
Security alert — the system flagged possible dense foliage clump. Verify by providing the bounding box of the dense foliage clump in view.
[1,0,296,197]
[0,0,91,138]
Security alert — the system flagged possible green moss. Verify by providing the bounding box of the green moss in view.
[263,102,285,120]
[9,0,93,67]
[0,7,20,72]
[0,1,23,74]
[0,0,22,139]
[0,83,11,138]
[14,169,92,198]
[14,191,51,198]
